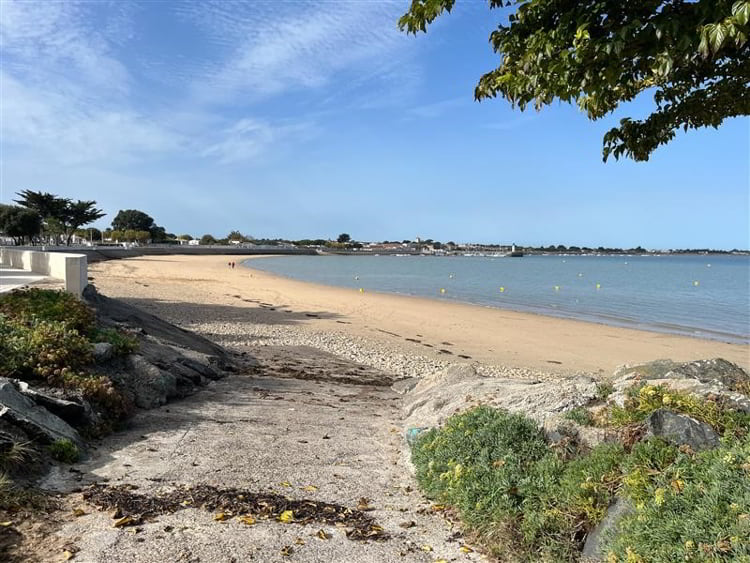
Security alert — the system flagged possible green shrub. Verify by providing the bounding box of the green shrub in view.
[0,316,93,381]
[606,435,750,562]
[0,288,95,334]
[0,315,27,377]
[57,372,133,422]
[48,439,80,464]
[23,320,93,381]
[412,404,750,562]
[565,407,595,426]
[412,406,593,561]
[519,443,624,561]
[92,327,139,356]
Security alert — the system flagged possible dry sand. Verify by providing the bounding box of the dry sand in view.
[89,254,749,374]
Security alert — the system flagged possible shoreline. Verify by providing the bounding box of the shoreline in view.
[88,254,750,375]
[242,256,749,346]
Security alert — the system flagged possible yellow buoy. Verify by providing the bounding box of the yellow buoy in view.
[499,287,505,293]
[554,285,560,291]
[440,288,446,294]
[693,280,699,286]
[596,283,601,289]
[359,288,364,293]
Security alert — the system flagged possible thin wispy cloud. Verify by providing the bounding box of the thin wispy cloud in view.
[408,97,468,119]
[178,0,413,104]
[201,118,316,165]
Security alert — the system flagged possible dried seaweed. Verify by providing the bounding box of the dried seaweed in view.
[82,483,388,541]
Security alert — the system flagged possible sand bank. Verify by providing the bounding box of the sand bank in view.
[89,255,749,375]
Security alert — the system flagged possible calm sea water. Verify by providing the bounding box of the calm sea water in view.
[245,254,750,344]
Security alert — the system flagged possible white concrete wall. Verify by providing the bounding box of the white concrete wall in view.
[0,248,88,296]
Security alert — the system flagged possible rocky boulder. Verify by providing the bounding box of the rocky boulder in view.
[645,409,720,451]
[14,381,94,427]
[93,342,114,363]
[0,378,83,448]
[610,358,750,412]
[114,355,179,409]
[404,365,599,436]
[582,497,634,561]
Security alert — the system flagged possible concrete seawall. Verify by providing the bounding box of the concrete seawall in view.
[0,248,87,296]
[4,245,317,263]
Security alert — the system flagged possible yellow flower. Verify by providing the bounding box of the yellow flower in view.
[625,547,645,563]
[662,394,672,405]
[685,540,695,551]
[654,488,666,506]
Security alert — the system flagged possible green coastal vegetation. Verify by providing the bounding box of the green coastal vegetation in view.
[412,384,750,562]
[0,289,137,434]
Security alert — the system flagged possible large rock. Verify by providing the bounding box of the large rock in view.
[611,358,750,413]
[0,378,83,448]
[93,342,114,363]
[405,365,598,434]
[614,358,749,390]
[117,355,178,409]
[582,497,634,561]
[14,381,92,427]
[645,409,720,451]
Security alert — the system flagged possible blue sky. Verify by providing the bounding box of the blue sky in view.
[1,0,748,249]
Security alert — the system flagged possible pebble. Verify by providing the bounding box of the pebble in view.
[190,320,561,381]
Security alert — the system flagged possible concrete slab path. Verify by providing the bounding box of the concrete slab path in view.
[44,346,481,563]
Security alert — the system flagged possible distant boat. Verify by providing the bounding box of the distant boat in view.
[506,243,524,258]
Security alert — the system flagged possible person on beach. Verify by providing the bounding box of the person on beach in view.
[231,261,235,269]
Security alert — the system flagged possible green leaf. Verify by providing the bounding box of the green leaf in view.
[708,23,728,53]
[732,1,750,26]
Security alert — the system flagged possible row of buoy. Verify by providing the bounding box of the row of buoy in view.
[356,280,703,294]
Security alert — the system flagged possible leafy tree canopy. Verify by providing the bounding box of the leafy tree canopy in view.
[15,190,104,245]
[199,234,217,245]
[61,200,105,245]
[227,230,248,242]
[0,204,42,244]
[337,233,351,243]
[14,190,67,222]
[111,209,155,232]
[400,0,750,161]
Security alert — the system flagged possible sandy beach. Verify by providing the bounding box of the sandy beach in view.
[89,254,749,375]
